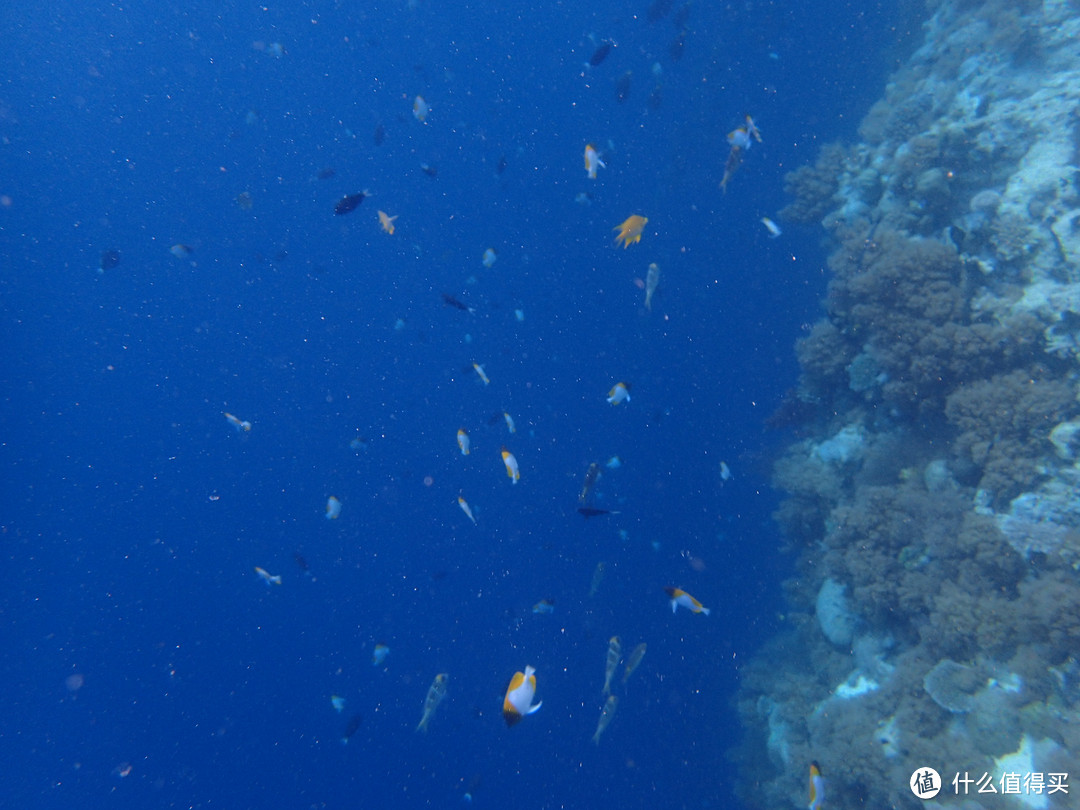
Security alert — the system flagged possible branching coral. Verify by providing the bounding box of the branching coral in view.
[944,366,1076,504]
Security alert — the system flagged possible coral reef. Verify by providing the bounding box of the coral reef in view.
[733,0,1080,807]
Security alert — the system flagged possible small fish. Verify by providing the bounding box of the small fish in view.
[591,695,618,745]
[588,39,614,67]
[607,382,631,405]
[413,95,429,122]
[442,293,475,313]
[808,762,825,810]
[613,215,647,248]
[589,562,606,597]
[254,566,282,586]
[622,642,647,684]
[334,192,367,215]
[350,435,368,451]
[501,448,520,484]
[615,70,632,103]
[602,636,622,695]
[761,217,782,238]
[578,507,619,518]
[720,461,733,481]
[496,155,508,175]
[373,123,386,146]
[457,429,471,456]
[458,495,477,525]
[378,210,398,234]
[532,598,555,615]
[316,167,337,180]
[420,162,438,177]
[584,144,606,179]
[224,412,252,433]
[170,244,192,259]
[665,586,710,615]
[503,412,516,434]
[473,363,490,385]
[341,713,362,744]
[416,673,448,733]
[99,249,121,271]
[580,462,601,503]
[372,644,390,666]
[331,695,346,713]
[502,666,542,726]
[482,248,497,268]
[605,456,622,470]
[645,262,660,311]
[325,496,342,520]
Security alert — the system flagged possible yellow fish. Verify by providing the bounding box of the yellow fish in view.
[613,215,647,248]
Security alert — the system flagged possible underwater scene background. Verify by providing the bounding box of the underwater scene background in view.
[5,0,1075,809]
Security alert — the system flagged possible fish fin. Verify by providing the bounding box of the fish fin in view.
[701,607,711,616]
[526,700,542,715]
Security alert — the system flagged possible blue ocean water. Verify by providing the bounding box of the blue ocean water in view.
[1,1,908,807]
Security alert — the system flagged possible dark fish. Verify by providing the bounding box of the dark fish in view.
[588,40,613,67]
[672,1,691,29]
[316,167,336,180]
[334,192,367,215]
[648,83,663,110]
[341,714,362,743]
[616,71,632,103]
[579,462,601,504]
[669,31,686,61]
[294,552,309,572]
[99,250,121,271]
[441,293,474,313]
[496,155,508,175]
[647,0,674,22]
[420,163,438,178]
[578,507,620,518]
[373,123,386,146]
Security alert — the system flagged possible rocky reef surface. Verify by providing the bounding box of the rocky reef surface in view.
[734,1,1080,808]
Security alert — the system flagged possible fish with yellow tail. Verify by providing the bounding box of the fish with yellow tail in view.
[613,215,648,248]
[458,495,477,526]
[224,412,252,433]
[591,695,618,745]
[808,761,825,810]
[607,382,631,405]
[584,144,606,179]
[644,262,660,311]
[665,586,710,615]
[457,428,471,456]
[501,448,520,484]
[325,495,342,520]
[416,673,448,733]
[602,636,622,695]
[378,210,398,234]
[502,666,542,726]
[254,566,282,586]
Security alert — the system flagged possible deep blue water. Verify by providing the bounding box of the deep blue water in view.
[2,1,907,807]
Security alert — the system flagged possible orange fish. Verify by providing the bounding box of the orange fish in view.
[613,215,648,248]
[502,666,542,726]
